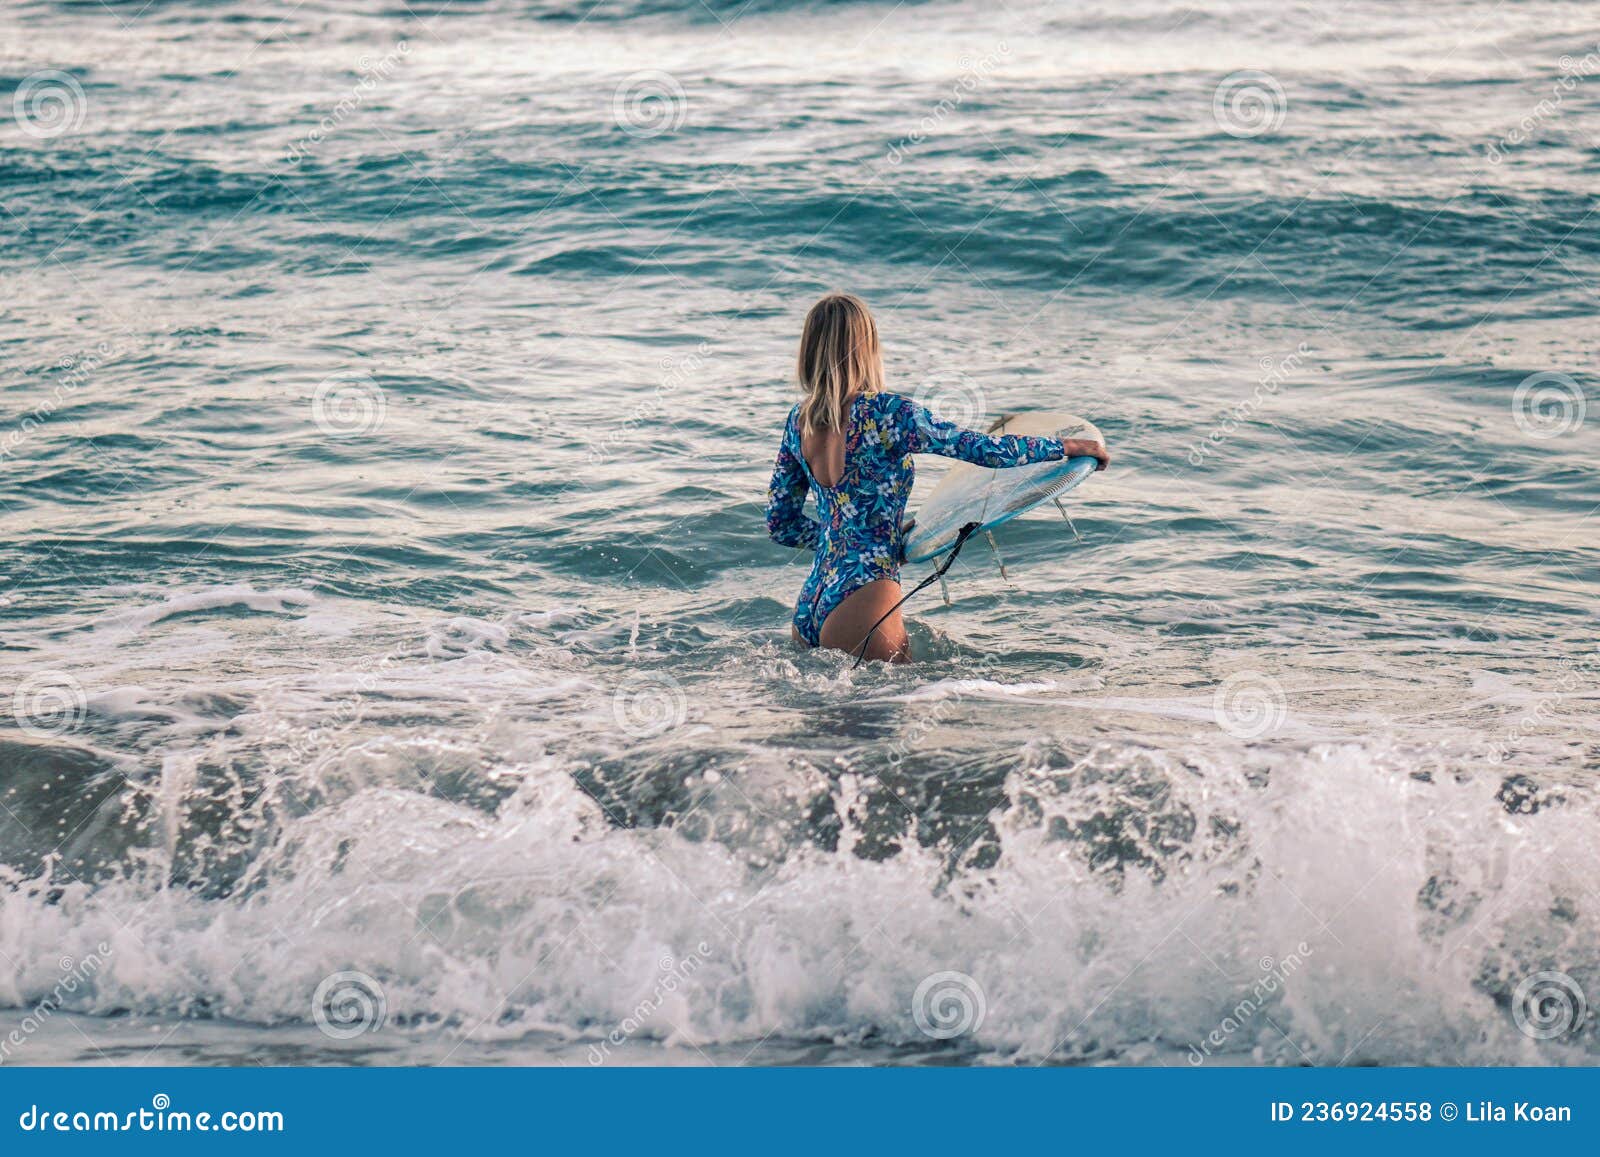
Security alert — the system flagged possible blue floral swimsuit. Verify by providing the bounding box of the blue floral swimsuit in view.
[765,391,1065,647]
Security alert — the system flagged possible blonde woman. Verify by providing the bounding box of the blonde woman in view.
[766,294,1110,662]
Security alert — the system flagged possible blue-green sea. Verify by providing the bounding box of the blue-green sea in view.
[1,0,1596,1065]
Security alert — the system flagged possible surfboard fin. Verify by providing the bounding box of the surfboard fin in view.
[983,530,1014,585]
[1054,498,1083,543]
[938,574,951,606]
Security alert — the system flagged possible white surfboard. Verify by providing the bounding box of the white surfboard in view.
[902,412,1103,564]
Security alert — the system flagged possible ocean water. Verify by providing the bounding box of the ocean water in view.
[1,0,1597,1067]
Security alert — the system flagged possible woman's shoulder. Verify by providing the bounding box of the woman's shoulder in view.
[869,392,928,434]
[867,391,913,417]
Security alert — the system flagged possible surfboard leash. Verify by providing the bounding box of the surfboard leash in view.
[851,521,981,669]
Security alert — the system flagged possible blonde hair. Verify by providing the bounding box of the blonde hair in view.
[796,293,884,436]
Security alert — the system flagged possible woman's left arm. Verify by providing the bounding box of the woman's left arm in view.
[894,396,1107,469]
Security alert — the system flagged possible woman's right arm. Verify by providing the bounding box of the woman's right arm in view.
[765,421,821,550]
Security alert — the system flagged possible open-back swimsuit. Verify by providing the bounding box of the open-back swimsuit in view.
[765,391,1066,647]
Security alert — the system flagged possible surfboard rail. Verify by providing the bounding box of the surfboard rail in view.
[902,412,1102,565]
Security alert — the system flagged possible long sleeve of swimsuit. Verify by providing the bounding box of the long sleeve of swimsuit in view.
[765,423,821,550]
[891,395,1066,466]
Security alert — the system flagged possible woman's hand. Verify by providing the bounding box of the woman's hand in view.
[1063,439,1110,471]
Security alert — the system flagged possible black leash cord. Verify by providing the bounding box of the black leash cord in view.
[851,521,981,668]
